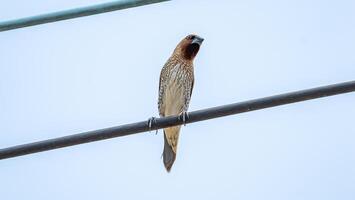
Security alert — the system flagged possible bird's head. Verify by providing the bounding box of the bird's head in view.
[173,34,204,61]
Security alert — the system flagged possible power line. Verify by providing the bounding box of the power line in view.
[0,80,354,160]
[0,0,170,32]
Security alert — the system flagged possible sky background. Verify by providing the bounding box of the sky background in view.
[0,0,355,199]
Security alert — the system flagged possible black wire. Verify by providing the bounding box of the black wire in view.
[0,80,354,160]
[0,0,171,32]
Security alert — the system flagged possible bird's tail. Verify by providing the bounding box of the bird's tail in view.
[163,126,180,172]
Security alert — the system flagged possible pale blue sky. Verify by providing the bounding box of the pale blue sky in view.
[0,0,355,199]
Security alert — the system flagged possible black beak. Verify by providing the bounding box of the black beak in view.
[191,36,204,46]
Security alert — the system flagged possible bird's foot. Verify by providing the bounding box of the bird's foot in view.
[179,111,190,126]
[147,117,158,135]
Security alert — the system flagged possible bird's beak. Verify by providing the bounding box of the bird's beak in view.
[191,36,204,46]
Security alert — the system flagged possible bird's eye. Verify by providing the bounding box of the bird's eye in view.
[186,35,195,40]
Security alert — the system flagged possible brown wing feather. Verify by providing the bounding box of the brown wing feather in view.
[158,61,170,117]
[190,78,194,99]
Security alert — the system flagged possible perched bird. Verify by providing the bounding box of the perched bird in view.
[158,34,204,172]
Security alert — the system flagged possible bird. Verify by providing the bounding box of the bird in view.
[157,34,204,172]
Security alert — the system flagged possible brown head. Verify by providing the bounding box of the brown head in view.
[173,34,204,61]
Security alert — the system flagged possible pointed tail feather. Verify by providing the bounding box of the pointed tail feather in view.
[163,131,176,172]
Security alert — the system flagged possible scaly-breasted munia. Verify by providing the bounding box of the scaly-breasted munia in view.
[158,34,204,172]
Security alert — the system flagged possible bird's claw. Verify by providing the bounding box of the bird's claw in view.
[147,117,158,135]
[179,111,190,126]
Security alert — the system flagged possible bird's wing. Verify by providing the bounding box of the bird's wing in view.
[183,70,194,112]
[158,63,169,117]
[190,78,194,99]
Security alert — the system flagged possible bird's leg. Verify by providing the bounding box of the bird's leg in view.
[147,117,158,135]
[179,111,190,126]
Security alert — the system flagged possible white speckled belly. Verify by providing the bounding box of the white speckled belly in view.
[164,81,184,116]
[163,64,185,116]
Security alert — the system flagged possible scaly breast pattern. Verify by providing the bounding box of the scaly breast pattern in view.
[164,63,187,116]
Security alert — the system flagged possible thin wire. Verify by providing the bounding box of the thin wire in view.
[0,80,354,160]
[0,0,171,32]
